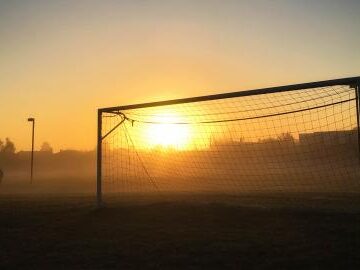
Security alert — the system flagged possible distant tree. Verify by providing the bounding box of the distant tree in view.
[1,138,16,154]
[277,132,295,143]
[40,142,53,153]
[0,139,3,151]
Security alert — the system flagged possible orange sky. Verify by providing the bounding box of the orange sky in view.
[0,0,359,152]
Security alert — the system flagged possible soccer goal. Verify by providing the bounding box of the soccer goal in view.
[97,77,360,206]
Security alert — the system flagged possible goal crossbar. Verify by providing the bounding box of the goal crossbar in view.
[99,76,360,113]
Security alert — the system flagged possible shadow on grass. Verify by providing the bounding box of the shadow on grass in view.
[0,194,359,269]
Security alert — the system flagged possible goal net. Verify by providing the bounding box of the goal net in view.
[98,78,360,202]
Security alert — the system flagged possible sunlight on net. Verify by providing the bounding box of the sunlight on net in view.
[145,112,191,150]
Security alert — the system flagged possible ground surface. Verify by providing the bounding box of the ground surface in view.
[0,194,359,269]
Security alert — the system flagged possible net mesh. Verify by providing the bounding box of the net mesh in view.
[101,84,360,195]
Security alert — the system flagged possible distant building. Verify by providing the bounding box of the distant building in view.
[299,130,357,146]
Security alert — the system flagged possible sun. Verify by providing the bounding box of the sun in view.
[145,113,190,150]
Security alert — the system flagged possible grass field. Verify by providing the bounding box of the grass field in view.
[0,193,359,269]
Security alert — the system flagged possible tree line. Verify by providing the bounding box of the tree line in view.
[0,138,53,154]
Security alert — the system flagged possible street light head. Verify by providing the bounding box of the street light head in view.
[27,117,35,122]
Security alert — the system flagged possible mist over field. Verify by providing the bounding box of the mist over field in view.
[0,149,95,195]
[2,128,360,196]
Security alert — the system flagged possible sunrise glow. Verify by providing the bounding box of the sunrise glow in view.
[145,113,191,149]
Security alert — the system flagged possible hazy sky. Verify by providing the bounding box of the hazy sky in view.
[0,0,359,151]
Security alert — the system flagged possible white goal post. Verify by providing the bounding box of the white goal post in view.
[97,77,360,207]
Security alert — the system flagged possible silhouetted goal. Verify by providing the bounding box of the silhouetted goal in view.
[97,77,360,206]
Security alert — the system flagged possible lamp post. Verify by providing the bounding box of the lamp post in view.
[27,117,35,183]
